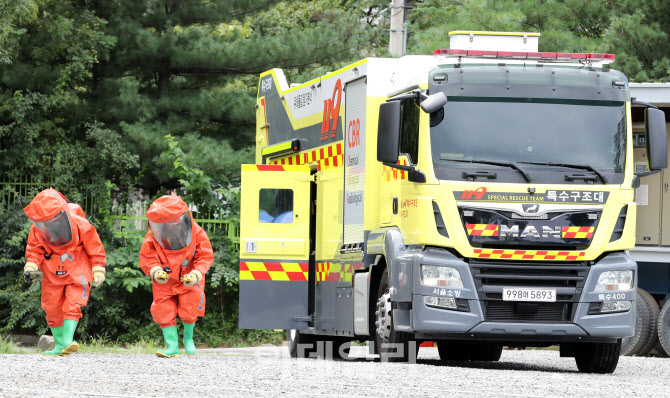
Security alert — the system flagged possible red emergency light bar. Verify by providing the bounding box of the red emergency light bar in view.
[433,49,615,62]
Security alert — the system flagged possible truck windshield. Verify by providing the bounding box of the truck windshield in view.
[428,64,628,184]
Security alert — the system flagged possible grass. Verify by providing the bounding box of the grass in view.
[0,335,25,354]
[3,329,284,355]
[77,335,161,354]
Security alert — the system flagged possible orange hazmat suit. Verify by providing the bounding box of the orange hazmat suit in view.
[139,193,214,328]
[24,189,106,328]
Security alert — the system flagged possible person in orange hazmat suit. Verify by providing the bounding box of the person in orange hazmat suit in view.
[139,192,214,357]
[23,188,106,356]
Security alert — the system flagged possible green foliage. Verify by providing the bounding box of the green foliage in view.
[0,335,25,354]
[104,222,150,293]
[162,134,225,213]
[0,0,381,346]
[0,0,39,64]
[0,195,45,335]
[408,0,670,82]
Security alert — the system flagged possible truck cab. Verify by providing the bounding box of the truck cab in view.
[238,31,668,373]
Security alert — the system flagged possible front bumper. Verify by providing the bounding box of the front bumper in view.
[400,249,636,342]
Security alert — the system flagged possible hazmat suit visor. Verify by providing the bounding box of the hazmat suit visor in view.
[33,210,73,246]
[149,212,193,251]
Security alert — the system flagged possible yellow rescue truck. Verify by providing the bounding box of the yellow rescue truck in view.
[238,31,668,373]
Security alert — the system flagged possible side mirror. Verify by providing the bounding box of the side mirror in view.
[420,92,447,113]
[645,108,668,171]
[377,101,401,163]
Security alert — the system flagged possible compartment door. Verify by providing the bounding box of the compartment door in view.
[238,164,312,329]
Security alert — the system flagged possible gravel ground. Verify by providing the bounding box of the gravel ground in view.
[2,347,670,398]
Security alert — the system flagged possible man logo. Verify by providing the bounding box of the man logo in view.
[522,204,539,213]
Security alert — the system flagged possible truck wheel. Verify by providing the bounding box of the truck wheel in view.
[636,289,660,357]
[659,301,670,357]
[375,269,415,362]
[621,288,653,356]
[287,330,316,359]
[574,341,621,374]
[653,340,668,357]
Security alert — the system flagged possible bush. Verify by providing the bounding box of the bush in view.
[0,147,279,347]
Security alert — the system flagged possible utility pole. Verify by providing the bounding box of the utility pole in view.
[389,0,405,57]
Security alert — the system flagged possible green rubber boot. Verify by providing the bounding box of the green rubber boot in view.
[61,320,79,355]
[43,326,65,356]
[156,326,181,358]
[183,322,197,355]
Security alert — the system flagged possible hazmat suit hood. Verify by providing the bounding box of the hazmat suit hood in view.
[146,192,195,252]
[24,188,77,248]
[68,203,86,219]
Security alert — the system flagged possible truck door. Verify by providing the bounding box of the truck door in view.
[633,126,662,245]
[238,164,313,329]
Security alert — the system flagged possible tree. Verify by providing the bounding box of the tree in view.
[89,0,383,192]
[0,0,39,64]
[0,0,386,343]
[407,0,670,82]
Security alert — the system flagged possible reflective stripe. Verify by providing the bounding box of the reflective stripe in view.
[562,226,594,239]
[466,224,499,236]
[382,158,409,181]
[474,249,585,261]
[196,283,204,311]
[239,262,308,281]
[271,142,343,171]
[80,275,87,298]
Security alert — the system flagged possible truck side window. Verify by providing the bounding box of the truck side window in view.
[259,188,293,223]
[400,100,420,164]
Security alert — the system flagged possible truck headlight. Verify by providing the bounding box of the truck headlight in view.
[424,296,458,309]
[421,265,463,288]
[595,270,633,292]
[600,301,631,313]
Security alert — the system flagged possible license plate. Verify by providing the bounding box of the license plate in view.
[502,287,556,302]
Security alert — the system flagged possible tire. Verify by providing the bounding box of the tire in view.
[659,301,670,357]
[636,289,660,357]
[574,340,621,374]
[375,269,415,362]
[653,340,668,357]
[437,341,502,362]
[621,288,654,356]
[287,330,316,359]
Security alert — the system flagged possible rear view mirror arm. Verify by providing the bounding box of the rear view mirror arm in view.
[631,98,658,110]
[382,162,426,183]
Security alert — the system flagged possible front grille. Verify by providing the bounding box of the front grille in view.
[485,301,570,322]
[470,259,588,289]
[469,259,589,323]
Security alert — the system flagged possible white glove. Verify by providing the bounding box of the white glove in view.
[24,262,39,273]
[23,262,42,282]
[92,266,106,287]
[181,270,202,287]
[150,266,170,284]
